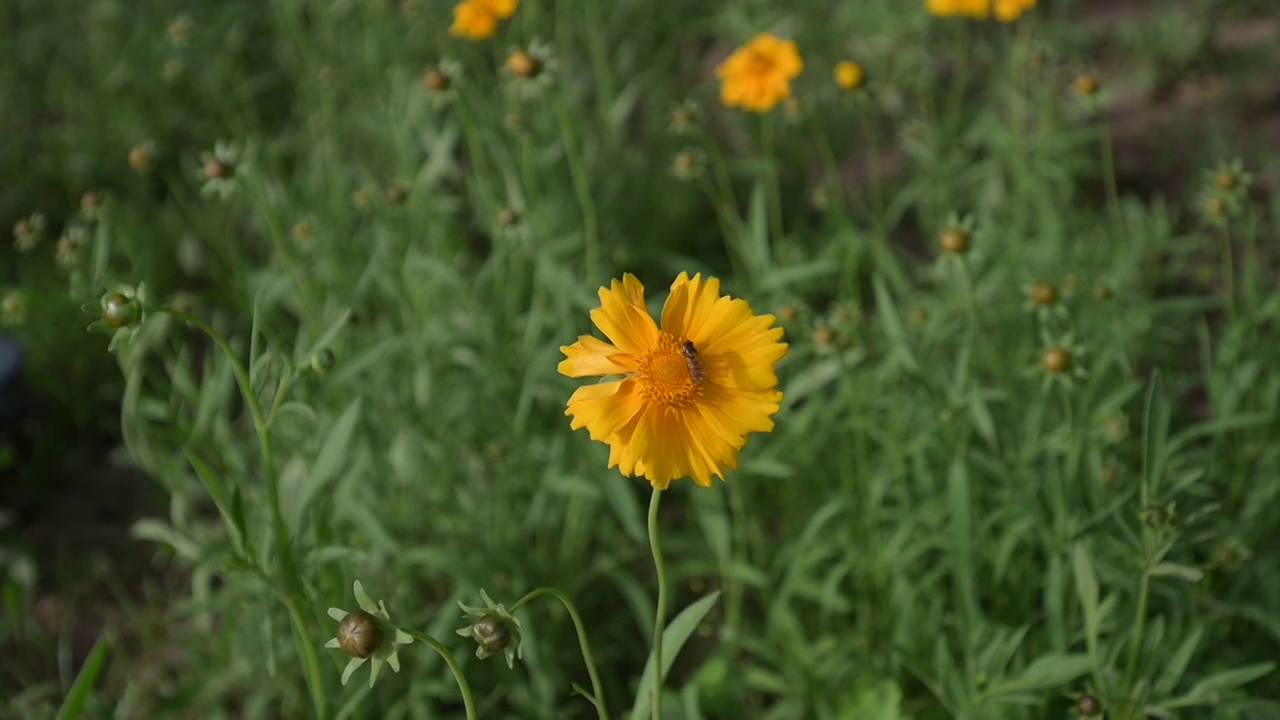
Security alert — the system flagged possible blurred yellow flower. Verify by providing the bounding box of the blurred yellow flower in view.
[994,0,1035,21]
[926,0,989,18]
[833,60,864,91]
[926,0,1034,21]
[559,273,787,489]
[715,33,803,113]
[449,0,517,40]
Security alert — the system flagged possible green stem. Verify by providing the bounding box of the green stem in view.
[554,93,600,281]
[958,256,979,391]
[762,112,784,251]
[511,588,611,720]
[1100,120,1124,239]
[1220,223,1236,321]
[155,307,324,719]
[647,488,668,720]
[1122,566,1152,716]
[401,629,477,720]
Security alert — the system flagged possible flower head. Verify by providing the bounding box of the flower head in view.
[559,273,787,489]
[456,590,524,669]
[449,0,517,40]
[715,33,803,113]
[925,0,1035,21]
[325,581,413,687]
[833,60,864,91]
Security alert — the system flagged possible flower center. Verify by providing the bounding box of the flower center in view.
[746,50,776,77]
[637,332,701,406]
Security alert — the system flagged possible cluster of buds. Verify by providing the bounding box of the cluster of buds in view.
[324,582,525,689]
[1197,159,1252,228]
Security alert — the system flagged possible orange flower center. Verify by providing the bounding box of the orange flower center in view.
[744,50,776,77]
[637,332,701,406]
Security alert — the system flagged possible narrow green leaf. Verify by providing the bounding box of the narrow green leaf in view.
[1154,626,1203,697]
[1071,543,1100,647]
[300,308,353,361]
[873,276,919,372]
[986,653,1092,696]
[288,397,363,531]
[1185,662,1275,698]
[1140,371,1170,500]
[1148,562,1204,583]
[629,592,721,720]
[56,632,110,720]
[184,449,246,556]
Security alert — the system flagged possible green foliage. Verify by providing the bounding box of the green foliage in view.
[4,0,1280,718]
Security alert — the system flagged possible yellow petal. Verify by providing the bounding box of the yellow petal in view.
[588,274,659,356]
[559,335,637,377]
[565,379,645,443]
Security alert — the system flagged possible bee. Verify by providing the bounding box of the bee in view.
[682,340,708,385]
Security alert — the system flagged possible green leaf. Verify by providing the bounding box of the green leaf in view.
[184,449,246,557]
[629,591,721,720]
[1185,662,1275,698]
[873,276,918,372]
[1071,543,1100,651]
[286,397,363,532]
[1148,562,1204,583]
[1154,626,1203,697]
[985,653,1092,696]
[56,632,110,720]
[300,308,353,361]
[1141,370,1170,499]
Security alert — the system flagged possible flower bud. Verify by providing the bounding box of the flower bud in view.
[1042,347,1071,374]
[506,49,540,79]
[1029,282,1057,307]
[102,292,141,328]
[337,610,383,659]
[1076,693,1102,717]
[939,227,969,254]
[470,613,511,654]
[456,590,524,669]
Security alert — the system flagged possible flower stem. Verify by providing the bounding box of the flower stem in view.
[647,487,668,720]
[511,588,611,720]
[554,92,600,281]
[153,306,325,719]
[400,629,477,720]
[762,112,784,251]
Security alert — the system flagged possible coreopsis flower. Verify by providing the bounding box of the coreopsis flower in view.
[449,0,517,40]
[926,0,1035,21]
[994,0,1035,22]
[833,60,864,91]
[325,581,413,687]
[926,0,990,18]
[715,33,803,113]
[559,273,787,489]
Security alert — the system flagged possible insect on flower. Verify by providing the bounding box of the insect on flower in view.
[682,340,708,385]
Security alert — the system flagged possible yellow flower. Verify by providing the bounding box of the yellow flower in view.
[449,0,517,40]
[926,0,990,18]
[559,273,787,489]
[715,33,804,113]
[994,0,1035,21]
[925,0,1035,21]
[833,60,864,91]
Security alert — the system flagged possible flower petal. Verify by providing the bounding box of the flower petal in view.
[558,334,638,377]
[565,379,645,443]
[327,607,349,622]
[588,274,659,355]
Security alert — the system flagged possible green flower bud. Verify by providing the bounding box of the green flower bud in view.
[456,590,524,669]
[337,610,383,659]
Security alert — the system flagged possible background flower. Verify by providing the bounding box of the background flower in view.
[450,0,518,40]
[715,33,804,113]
